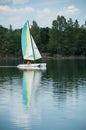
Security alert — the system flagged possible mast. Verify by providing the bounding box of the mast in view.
[27,21,35,61]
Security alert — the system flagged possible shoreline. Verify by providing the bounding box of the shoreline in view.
[42,53,86,60]
[0,54,86,61]
[0,56,86,61]
[0,56,21,60]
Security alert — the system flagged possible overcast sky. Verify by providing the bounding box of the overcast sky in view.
[0,0,86,29]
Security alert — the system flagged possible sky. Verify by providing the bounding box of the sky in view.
[0,0,86,29]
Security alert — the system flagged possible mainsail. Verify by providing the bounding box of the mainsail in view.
[21,21,42,61]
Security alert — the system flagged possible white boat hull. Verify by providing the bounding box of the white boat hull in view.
[17,63,46,70]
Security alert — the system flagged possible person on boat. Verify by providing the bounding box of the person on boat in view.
[27,61,31,65]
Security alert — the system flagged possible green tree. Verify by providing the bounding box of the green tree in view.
[0,16,86,58]
[48,16,67,55]
[40,27,49,52]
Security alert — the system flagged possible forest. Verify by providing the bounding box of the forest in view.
[0,15,86,59]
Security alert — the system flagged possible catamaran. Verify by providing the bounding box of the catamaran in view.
[17,21,46,70]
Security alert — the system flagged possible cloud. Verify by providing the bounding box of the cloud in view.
[58,5,80,15]
[65,5,80,15]
[0,5,35,14]
[0,4,80,29]
[36,5,80,27]
[43,8,51,14]
[37,8,51,18]
[0,5,52,28]
[0,5,35,28]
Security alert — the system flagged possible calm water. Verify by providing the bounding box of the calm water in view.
[0,59,86,130]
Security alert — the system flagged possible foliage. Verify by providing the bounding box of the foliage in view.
[0,16,86,58]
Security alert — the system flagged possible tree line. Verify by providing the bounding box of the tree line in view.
[0,15,86,58]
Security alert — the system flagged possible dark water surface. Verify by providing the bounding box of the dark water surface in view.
[0,59,86,130]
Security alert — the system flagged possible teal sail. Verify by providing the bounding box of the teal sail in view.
[21,21,42,61]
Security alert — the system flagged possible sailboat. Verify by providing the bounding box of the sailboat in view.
[17,21,46,70]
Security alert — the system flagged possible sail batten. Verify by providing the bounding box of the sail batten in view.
[21,21,42,61]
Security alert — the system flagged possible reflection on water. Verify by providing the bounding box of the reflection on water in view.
[0,60,86,130]
[22,70,42,108]
[9,70,42,130]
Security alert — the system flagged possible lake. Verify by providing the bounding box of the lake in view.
[0,59,86,130]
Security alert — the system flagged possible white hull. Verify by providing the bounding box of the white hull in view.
[17,63,46,70]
